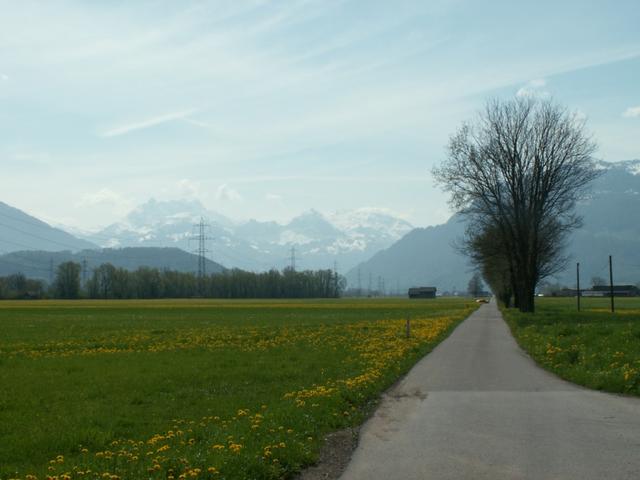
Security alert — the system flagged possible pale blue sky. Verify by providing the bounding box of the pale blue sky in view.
[1,0,639,229]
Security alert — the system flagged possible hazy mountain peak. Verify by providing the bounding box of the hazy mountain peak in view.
[328,207,413,239]
[126,198,207,226]
[286,209,340,240]
[594,159,640,175]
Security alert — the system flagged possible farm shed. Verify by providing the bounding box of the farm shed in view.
[589,285,640,297]
[408,287,437,299]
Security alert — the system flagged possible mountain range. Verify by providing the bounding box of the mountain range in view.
[344,160,640,293]
[0,160,638,292]
[77,202,413,274]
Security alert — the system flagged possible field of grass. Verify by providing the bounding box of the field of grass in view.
[0,298,476,480]
[503,297,640,396]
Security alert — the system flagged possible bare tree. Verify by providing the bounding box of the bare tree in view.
[434,97,598,312]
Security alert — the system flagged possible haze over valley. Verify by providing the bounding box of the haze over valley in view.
[2,159,639,292]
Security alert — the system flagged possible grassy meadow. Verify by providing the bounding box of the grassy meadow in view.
[504,297,640,396]
[0,298,476,480]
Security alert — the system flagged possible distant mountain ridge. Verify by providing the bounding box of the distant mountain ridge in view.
[0,247,224,282]
[79,202,414,273]
[345,159,640,293]
[0,201,97,253]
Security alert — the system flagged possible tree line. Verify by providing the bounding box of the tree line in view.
[0,262,345,300]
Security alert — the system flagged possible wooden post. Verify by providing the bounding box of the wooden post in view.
[576,262,581,312]
[609,255,615,313]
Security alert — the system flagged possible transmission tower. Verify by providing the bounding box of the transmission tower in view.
[357,268,362,297]
[191,217,211,279]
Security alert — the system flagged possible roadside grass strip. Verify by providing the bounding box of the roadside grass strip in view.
[503,297,640,396]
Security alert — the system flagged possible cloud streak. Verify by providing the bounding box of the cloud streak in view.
[623,106,640,118]
[101,108,197,137]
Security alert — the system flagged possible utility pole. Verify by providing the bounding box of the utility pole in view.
[382,278,386,297]
[368,272,373,296]
[576,262,581,312]
[609,255,615,313]
[290,246,296,271]
[357,268,362,297]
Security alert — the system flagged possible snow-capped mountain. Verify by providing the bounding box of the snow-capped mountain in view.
[80,200,413,273]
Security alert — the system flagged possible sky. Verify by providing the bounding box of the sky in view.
[1,0,639,230]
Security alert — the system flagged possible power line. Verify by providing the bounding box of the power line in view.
[0,220,195,265]
[0,209,131,245]
[0,220,88,251]
[0,255,51,274]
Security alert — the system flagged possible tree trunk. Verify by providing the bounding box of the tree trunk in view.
[512,284,521,310]
[517,278,536,313]
[500,290,512,308]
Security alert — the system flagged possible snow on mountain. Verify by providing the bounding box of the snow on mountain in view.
[328,208,413,239]
[595,159,640,178]
[620,159,640,176]
[81,202,414,272]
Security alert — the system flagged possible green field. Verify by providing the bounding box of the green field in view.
[0,298,476,480]
[503,297,640,396]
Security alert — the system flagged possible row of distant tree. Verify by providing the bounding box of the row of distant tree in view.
[0,262,345,300]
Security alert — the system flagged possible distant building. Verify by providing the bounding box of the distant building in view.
[556,288,578,297]
[587,285,640,297]
[408,287,437,299]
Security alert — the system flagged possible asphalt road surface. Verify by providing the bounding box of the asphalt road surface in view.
[341,301,640,480]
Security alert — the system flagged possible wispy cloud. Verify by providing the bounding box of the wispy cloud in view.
[101,109,197,137]
[516,78,548,98]
[76,188,132,210]
[622,106,640,118]
[2,1,639,229]
[216,184,242,202]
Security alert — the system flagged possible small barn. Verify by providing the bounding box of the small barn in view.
[590,285,640,297]
[408,287,437,299]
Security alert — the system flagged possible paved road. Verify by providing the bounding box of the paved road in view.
[341,301,640,480]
